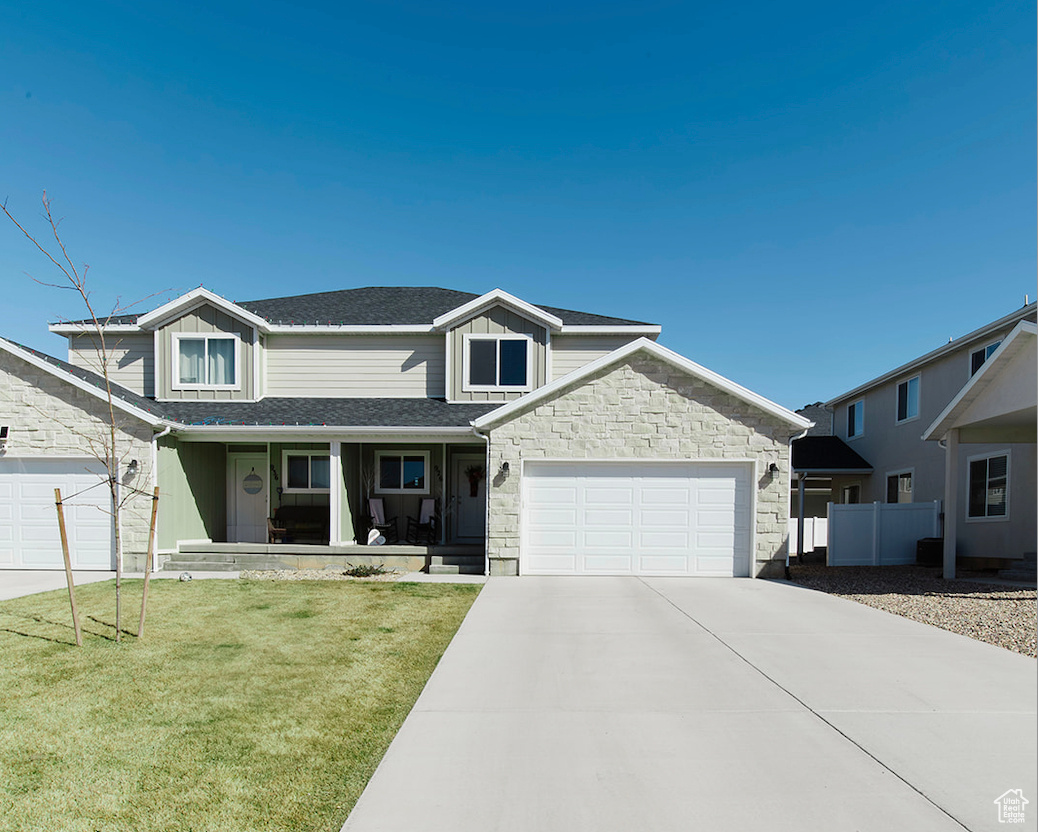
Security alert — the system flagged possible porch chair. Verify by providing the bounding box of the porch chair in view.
[267,517,288,544]
[368,498,399,544]
[405,498,438,545]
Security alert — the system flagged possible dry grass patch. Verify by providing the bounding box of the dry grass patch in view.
[0,578,480,832]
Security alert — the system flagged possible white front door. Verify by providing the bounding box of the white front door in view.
[451,454,486,541]
[227,455,268,544]
[521,461,753,576]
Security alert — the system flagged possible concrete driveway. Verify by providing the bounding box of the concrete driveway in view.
[342,577,1036,832]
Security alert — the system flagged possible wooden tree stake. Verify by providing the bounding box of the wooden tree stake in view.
[137,487,160,639]
[54,488,83,647]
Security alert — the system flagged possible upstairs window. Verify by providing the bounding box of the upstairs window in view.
[970,341,1001,376]
[173,334,238,389]
[463,335,531,391]
[896,376,919,423]
[968,453,1009,519]
[847,400,864,438]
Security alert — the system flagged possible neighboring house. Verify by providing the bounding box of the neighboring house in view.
[820,302,1036,573]
[0,286,810,577]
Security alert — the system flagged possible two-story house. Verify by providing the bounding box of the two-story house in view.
[823,302,1036,574]
[0,286,810,577]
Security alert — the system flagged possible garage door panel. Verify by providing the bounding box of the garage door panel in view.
[583,554,632,572]
[526,507,578,526]
[584,530,634,548]
[0,458,113,570]
[584,486,634,506]
[640,508,690,526]
[527,485,577,506]
[584,509,633,526]
[639,486,690,506]
[522,461,752,577]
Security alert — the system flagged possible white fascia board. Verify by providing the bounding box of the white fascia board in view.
[472,337,813,430]
[49,323,142,334]
[0,337,166,428]
[264,324,435,334]
[558,325,662,335]
[826,303,1037,408]
[922,321,1037,441]
[432,289,564,331]
[136,287,270,333]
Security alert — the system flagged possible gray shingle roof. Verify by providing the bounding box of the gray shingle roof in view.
[792,436,873,472]
[160,398,496,427]
[65,286,655,327]
[4,340,496,429]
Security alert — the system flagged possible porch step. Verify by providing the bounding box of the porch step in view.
[429,554,484,575]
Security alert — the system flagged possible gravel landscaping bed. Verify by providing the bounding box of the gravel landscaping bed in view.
[789,565,1036,658]
[240,567,403,582]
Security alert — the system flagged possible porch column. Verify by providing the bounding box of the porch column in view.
[330,441,343,546]
[943,428,959,580]
[796,475,806,563]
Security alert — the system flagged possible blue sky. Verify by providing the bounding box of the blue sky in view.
[2,0,1034,409]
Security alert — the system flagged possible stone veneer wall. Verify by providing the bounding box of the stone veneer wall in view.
[0,351,157,570]
[484,355,799,577]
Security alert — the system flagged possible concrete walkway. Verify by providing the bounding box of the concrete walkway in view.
[342,577,1037,832]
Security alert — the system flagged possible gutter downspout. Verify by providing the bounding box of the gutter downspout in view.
[471,425,491,577]
[150,423,173,573]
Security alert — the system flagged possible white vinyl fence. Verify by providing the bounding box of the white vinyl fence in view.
[787,517,829,554]
[827,501,941,567]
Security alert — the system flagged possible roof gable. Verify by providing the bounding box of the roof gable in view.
[923,321,1037,442]
[473,338,813,431]
[137,287,269,332]
[432,289,563,332]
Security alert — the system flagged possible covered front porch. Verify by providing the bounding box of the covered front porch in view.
[156,431,489,573]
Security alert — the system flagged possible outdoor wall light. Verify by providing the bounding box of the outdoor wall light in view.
[126,459,139,477]
[768,462,780,475]
[499,461,510,476]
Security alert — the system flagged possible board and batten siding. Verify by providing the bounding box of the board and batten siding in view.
[67,333,155,398]
[265,334,445,397]
[448,307,547,402]
[550,334,645,381]
[156,303,258,401]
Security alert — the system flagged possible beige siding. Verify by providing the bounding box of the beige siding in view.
[156,303,258,401]
[67,333,155,397]
[265,334,445,397]
[448,307,547,402]
[550,334,644,380]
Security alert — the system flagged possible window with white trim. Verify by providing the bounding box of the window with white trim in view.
[375,451,430,494]
[173,334,239,389]
[463,335,531,391]
[886,471,912,504]
[847,400,864,438]
[968,452,1008,519]
[283,452,330,492]
[970,341,1001,376]
[896,376,919,423]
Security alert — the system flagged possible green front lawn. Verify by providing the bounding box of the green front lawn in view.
[0,578,481,832]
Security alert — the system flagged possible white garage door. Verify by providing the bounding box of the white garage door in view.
[0,458,114,570]
[521,461,752,577]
